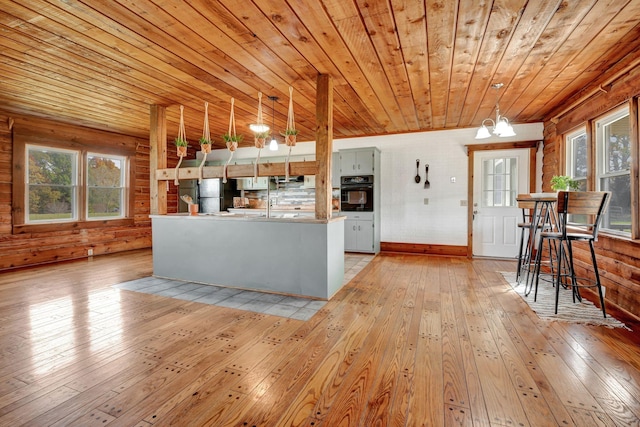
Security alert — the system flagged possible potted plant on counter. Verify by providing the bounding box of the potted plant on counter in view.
[551,175,580,191]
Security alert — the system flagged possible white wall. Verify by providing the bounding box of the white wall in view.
[206,123,544,246]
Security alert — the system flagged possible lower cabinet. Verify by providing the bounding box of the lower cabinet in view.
[344,212,376,252]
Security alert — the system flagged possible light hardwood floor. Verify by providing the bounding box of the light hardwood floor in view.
[0,249,638,426]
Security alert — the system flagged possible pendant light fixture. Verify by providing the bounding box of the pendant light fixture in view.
[268,96,279,151]
[475,83,516,139]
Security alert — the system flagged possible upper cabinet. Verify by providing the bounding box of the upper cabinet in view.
[236,176,269,190]
[339,148,375,176]
[332,152,340,188]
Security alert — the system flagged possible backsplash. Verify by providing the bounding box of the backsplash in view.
[242,178,340,210]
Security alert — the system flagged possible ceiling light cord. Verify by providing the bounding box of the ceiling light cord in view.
[269,96,278,151]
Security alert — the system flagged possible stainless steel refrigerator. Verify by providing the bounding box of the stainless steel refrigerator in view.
[177,179,198,213]
[198,178,234,213]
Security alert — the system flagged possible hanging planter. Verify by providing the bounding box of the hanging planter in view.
[200,139,212,154]
[281,86,298,181]
[251,92,270,181]
[198,102,213,183]
[174,105,188,186]
[222,98,242,183]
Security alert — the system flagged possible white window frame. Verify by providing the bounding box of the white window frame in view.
[595,106,631,235]
[25,145,129,224]
[86,152,127,220]
[26,145,80,224]
[565,128,588,191]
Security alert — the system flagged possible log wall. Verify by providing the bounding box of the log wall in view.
[542,66,640,317]
[0,110,154,270]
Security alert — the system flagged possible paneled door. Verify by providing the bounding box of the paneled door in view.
[472,149,529,258]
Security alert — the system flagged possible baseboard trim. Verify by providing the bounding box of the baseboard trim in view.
[380,242,467,257]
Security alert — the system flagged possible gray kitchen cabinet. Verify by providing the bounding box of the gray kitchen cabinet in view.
[344,219,374,252]
[303,175,315,188]
[236,176,269,190]
[339,148,375,176]
[343,212,376,253]
[332,152,340,188]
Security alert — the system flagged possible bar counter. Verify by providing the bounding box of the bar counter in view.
[150,213,346,299]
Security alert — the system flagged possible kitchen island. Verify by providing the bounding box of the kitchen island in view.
[150,213,346,300]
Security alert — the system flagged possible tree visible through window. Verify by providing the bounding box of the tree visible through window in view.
[87,154,125,218]
[26,145,126,223]
[27,147,77,221]
[566,130,588,191]
[597,108,630,234]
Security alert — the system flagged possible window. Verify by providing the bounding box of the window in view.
[482,157,517,207]
[27,146,78,222]
[26,145,128,224]
[87,153,126,219]
[596,108,630,234]
[565,129,588,191]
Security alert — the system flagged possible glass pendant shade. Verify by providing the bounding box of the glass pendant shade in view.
[500,123,516,137]
[494,118,509,136]
[269,138,278,151]
[475,124,492,139]
[249,123,269,133]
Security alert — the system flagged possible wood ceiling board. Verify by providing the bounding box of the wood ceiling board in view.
[1,0,639,141]
[289,0,396,133]
[356,0,420,131]
[391,0,432,129]
[522,0,640,121]
[505,0,629,119]
[425,0,458,129]
[445,0,493,128]
[247,0,382,134]
[495,0,598,123]
[456,0,528,127]
[471,0,564,124]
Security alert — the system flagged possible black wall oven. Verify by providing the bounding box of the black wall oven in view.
[340,175,374,212]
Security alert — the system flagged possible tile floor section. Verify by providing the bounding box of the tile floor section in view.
[112,254,374,321]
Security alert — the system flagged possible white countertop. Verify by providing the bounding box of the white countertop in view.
[150,212,345,224]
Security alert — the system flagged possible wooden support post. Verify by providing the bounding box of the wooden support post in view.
[315,74,333,219]
[150,105,167,215]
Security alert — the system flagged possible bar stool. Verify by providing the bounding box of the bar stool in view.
[520,194,558,296]
[533,191,610,317]
[515,194,536,283]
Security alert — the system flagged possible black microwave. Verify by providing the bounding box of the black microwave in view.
[340,175,374,211]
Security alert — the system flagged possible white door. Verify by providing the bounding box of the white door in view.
[472,149,529,258]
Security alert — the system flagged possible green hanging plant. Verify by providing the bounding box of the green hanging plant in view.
[174,137,188,147]
[222,133,243,143]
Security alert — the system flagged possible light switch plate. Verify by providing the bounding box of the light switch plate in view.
[423,198,429,205]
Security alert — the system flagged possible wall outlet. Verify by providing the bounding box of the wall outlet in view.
[460,200,468,206]
[88,248,93,256]
[450,176,456,183]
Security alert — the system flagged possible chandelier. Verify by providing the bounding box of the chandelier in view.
[475,83,516,139]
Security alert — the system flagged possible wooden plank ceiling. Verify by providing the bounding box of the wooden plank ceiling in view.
[1,0,640,150]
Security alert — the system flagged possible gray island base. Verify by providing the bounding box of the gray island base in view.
[151,214,346,300]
